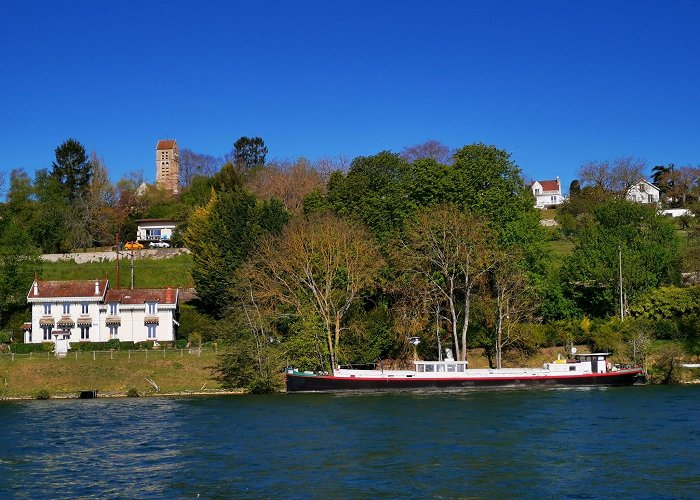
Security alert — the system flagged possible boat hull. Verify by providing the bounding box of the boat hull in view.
[285,369,645,393]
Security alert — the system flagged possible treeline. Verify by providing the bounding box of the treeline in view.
[3,137,700,390]
[180,142,694,391]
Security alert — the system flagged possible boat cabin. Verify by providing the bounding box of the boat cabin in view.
[545,353,611,374]
[415,360,469,373]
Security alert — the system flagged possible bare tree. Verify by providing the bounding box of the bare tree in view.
[392,205,498,362]
[491,256,536,368]
[662,165,700,207]
[179,148,221,188]
[578,157,646,196]
[401,139,453,164]
[245,214,384,371]
[246,158,328,213]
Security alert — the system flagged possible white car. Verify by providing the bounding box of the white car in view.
[149,241,170,248]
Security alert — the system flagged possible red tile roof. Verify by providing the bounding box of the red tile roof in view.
[28,280,108,299]
[156,139,176,150]
[532,179,560,192]
[105,288,178,305]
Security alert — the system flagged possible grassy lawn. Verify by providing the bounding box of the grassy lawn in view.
[40,254,194,288]
[539,208,559,219]
[0,349,222,398]
[549,239,574,270]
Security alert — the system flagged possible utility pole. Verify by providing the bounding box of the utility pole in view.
[618,244,624,321]
[130,250,135,289]
[115,234,121,290]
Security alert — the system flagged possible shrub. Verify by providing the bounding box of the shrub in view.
[36,389,50,400]
[126,388,140,397]
[10,343,48,354]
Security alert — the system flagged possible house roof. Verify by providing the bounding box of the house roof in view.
[156,139,176,150]
[105,288,178,305]
[28,280,108,299]
[136,218,178,224]
[532,179,560,191]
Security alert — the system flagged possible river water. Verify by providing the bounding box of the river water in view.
[1,385,699,499]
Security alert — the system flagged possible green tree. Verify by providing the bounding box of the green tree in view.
[561,200,681,317]
[232,136,268,170]
[0,221,42,328]
[51,138,93,202]
[185,188,288,317]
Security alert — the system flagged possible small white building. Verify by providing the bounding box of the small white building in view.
[626,179,660,205]
[23,279,179,345]
[136,219,177,245]
[531,178,563,209]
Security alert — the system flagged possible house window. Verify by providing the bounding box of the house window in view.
[62,303,70,315]
[80,326,90,340]
[43,303,51,315]
[81,303,89,314]
[648,194,654,203]
[42,326,53,340]
[147,229,162,239]
[28,330,32,342]
[147,325,157,339]
[109,302,118,315]
[147,302,157,315]
[108,326,119,339]
[551,196,557,203]
[534,188,540,195]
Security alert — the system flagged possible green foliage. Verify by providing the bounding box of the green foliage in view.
[186,188,288,317]
[126,388,140,397]
[232,136,268,170]
[51,138,92,202]
[630,286,700,319]
[648,343,685,384]
[339,304,398,365]
[215,334,284,394]
[562,200,681,317]
[177,303,219,342]
[35,389,50,400]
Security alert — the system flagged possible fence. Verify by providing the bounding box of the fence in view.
[0,348,218,362]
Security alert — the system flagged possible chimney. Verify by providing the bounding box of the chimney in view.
[33,280,39,296]
[94,279,100,296]
[166,287,172,303]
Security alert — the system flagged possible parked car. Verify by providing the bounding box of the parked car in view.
[124,241,144,250]
[149,241,170,248]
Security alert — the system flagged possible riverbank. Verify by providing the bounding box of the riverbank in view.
[0,350,222,399]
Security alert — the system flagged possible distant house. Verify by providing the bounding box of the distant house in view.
[23,279,179,345]
[530,178,563,209]
[136,219,177,245]
[626,179,660,205]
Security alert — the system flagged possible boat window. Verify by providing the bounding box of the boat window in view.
[437,364,445,372]
[569,366,576,371]
[457,364,465,372]
[447,364,456,372]
[416,364,425,373]
[426,364,435,372]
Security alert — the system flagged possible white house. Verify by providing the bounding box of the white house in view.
[23,279,179,345]
[136,219,177,245]
[531,178,563,209]
[626,179,660,205]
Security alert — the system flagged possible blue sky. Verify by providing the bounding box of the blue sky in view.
[1,0,699,193]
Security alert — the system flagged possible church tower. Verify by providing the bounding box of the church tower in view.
[156,139,179,194]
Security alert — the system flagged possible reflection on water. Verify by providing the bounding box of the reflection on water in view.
[1,386,700,498]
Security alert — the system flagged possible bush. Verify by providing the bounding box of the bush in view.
[10,343,49,354]
[126,388,140,397]
[0,331,12,343]
[36,389,50,400]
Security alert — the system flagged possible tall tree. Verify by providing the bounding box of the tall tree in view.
[578,157,646,197]
[244,214,384,371]
[232,136,268,170]
[0,221,42,328]
[392,205,498,362]
[51,138,93,202]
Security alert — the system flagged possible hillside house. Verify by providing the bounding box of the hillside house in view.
[23,279,179,345]
[136,219,177,245]
[626,179,660,205]
[531,178,563,209]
